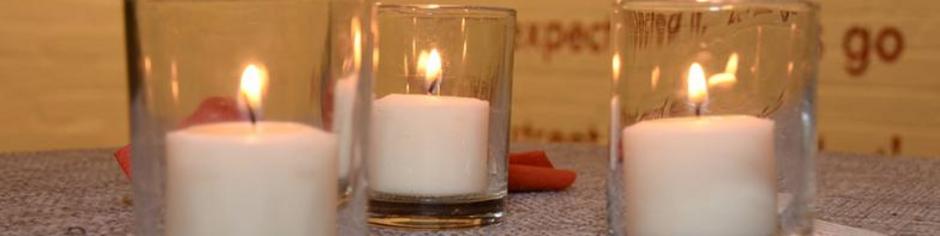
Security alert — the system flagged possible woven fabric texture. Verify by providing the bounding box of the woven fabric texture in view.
[0,144,938,235]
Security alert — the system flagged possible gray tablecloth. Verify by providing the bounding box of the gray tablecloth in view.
[0,144,938,235]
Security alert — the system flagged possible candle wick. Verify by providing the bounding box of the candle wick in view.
[427,78,440,95]
[247,106,258,124]
[242,94,258,124]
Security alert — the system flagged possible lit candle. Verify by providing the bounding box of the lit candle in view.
[332,24,364,180]
[622,63,777,236]
[333,77,356,180]
[166,65,338,236]
[369,49,489,196]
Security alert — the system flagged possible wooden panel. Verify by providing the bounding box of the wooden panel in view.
[2,0,940,157]
[817,0,940,156]
[0,1,127,152]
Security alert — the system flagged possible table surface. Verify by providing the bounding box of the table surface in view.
[1,144,938,236]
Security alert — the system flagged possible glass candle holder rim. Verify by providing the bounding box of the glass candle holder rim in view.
[136,0,315,3]
[615,0,817,11]
[368,3,515,228]
[616,0,814,4]
[376,4,516,18]
[609,2,818,234]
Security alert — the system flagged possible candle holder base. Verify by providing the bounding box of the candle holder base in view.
[368,197,504,229]
[338,178,352,205]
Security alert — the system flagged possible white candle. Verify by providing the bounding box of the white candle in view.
[622,115,777,236]
[165,65,337,235]
[166,121,337,236]
[621,62,777,236]
[333,23,364,181]
[369,94,489,196]
[333,77,357,180]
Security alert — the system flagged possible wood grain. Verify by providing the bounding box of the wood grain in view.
[817,0,940,157]
[0,0,127,152]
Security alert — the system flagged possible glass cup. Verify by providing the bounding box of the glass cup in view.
[126,0,369,235]
[609,0,819,235]
[366,4,516,229]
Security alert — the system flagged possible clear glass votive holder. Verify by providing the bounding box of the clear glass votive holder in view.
[366,4,516,229]
[126,0,369,235]
[329,0,372,202]
[609,0,819,235]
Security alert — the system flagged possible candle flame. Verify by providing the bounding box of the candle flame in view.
[787,61,794,77]
[419,49,442,81]
[707,53,738,87]
[725,53,739,73]
[650,66,660,89]
[688,63,708,105]
[417,49,442,94]
[170,61,179,102]
[416,51,428,77]
[611,54,621,81]
[707,73,735,87]
[239,64,268,112]
[352,17,362,70]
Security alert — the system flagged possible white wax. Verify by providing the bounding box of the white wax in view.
[333,77,357,179]
[166,121,337,236]
[622,115,777,236]
[369,94,489,196]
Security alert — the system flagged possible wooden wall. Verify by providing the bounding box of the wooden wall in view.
[2,0,939,157]
[0,1,127,152]
[816,0,940,157]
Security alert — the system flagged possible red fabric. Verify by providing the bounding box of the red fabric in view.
[507,151,577,192]
[508,150,554,168]
[114,96,241,180]
[508,164,577,192]
[178,96,243,128]
[114,145,131,179]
